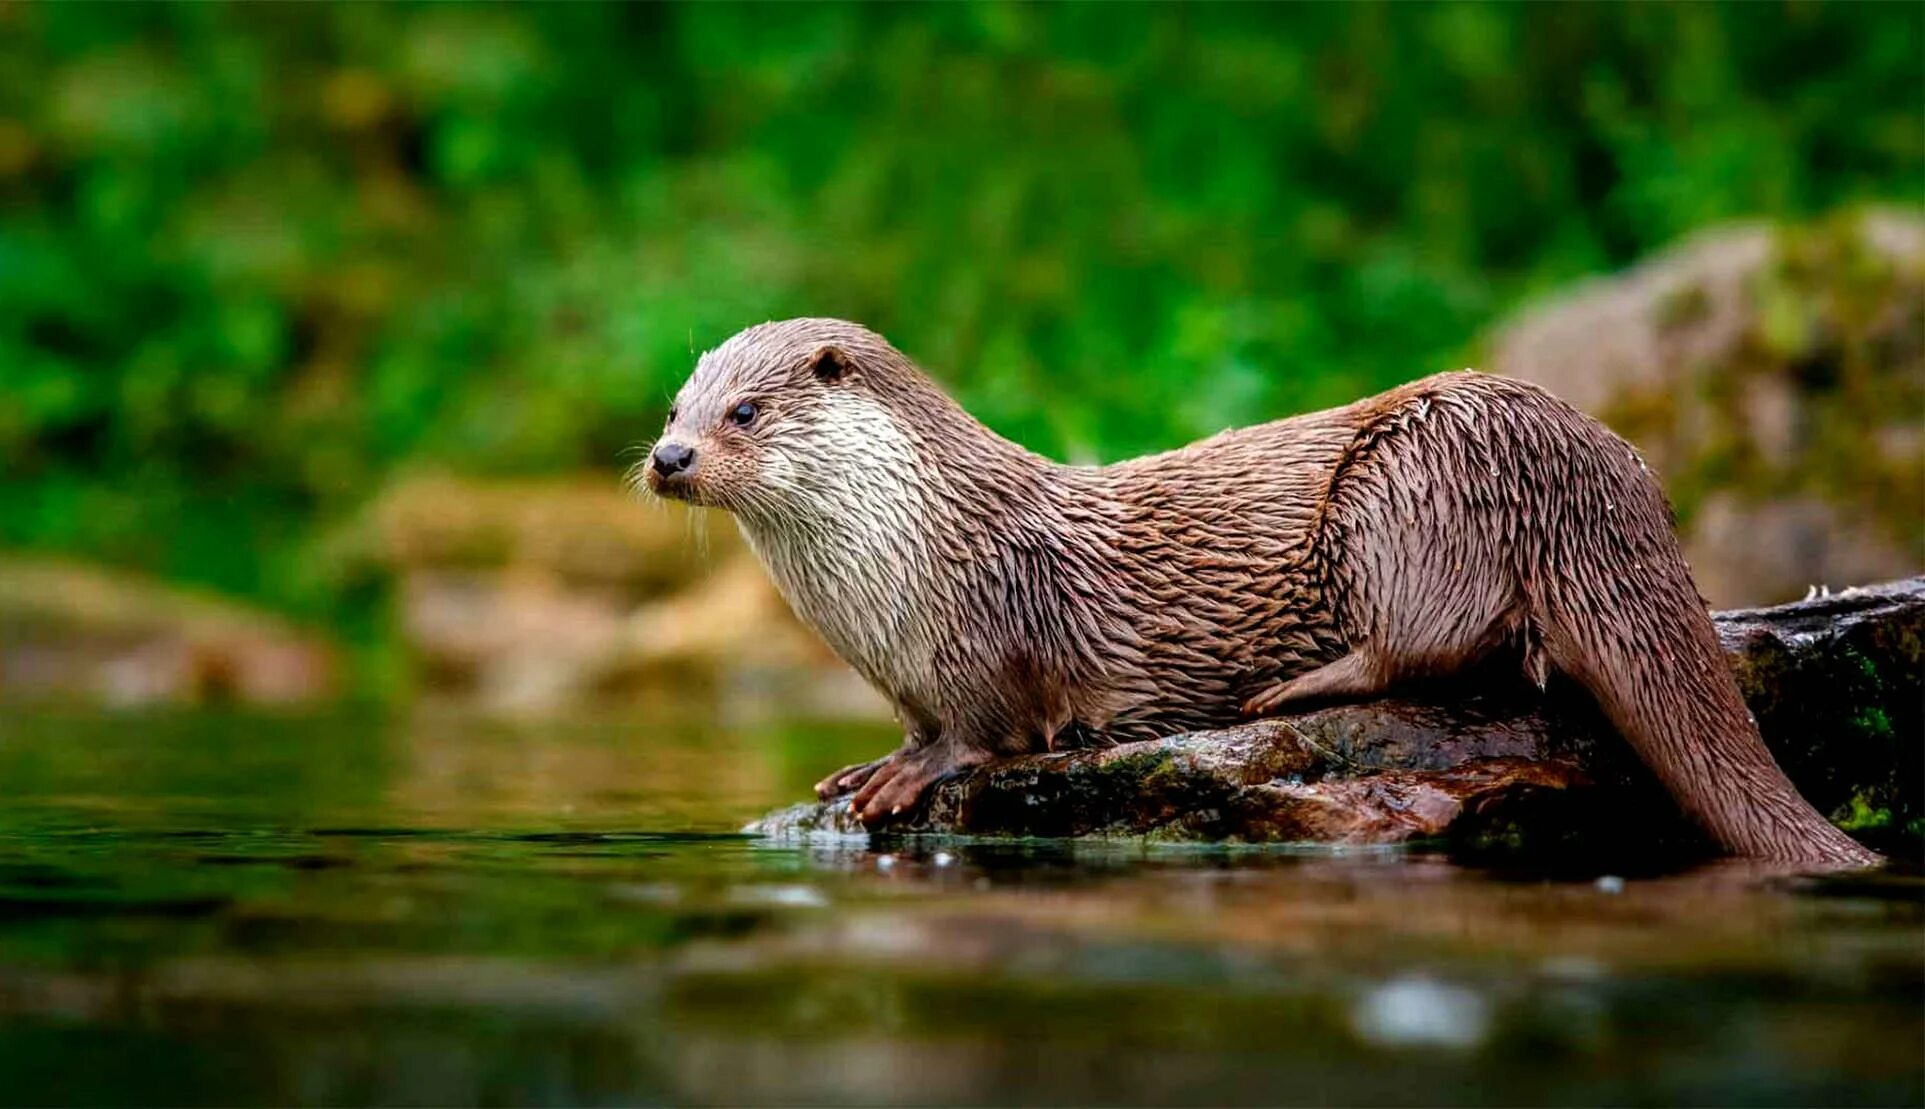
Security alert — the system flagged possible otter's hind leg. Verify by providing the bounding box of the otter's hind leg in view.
[1309,382,1531,691]
[1243,650,1384,716]
[1315,374,1870,864]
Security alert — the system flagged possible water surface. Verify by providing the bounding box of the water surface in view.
[0,708,1917,1106]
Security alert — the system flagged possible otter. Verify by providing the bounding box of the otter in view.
[644,317,1876,867]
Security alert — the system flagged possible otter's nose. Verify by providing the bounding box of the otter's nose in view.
[651,442,696,478]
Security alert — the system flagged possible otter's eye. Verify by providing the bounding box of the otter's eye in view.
[666,405,678,425]
[728,401,757,427]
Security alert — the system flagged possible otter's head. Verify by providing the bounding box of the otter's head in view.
[644,318,932,523]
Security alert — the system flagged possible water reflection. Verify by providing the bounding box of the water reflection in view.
[0,709,1917,1106]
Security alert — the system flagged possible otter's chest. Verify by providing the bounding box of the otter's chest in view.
[739,516,946,708]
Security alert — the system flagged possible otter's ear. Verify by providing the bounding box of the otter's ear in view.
[808,345,851,384]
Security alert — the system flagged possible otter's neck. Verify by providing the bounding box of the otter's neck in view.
[734,389,1075,700]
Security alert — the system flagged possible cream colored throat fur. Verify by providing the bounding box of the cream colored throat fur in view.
[734,392,945,707]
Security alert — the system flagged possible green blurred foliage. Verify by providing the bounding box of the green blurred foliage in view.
[1,2,1920,628]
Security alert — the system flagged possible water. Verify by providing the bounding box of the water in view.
[0,708,1917,1106]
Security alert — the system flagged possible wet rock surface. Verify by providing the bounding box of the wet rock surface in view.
[751,577,1925,858]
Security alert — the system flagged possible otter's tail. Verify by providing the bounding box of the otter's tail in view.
[1509,389,1877,866]
[1320,373,1877,867]
[1527,518,1877,866]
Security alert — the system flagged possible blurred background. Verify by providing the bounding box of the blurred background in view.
[2,2,1921,713]
[0,7,1921,1105]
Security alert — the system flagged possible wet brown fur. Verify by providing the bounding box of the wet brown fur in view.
[647,318,1877,867]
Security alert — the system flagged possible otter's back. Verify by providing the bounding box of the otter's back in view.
[1093,392,1378,557]
[1072,395,1383,734]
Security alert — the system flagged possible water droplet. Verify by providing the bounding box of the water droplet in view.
[1350,977,1491,1049]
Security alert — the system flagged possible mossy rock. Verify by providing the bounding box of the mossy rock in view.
[751,578,1925,862]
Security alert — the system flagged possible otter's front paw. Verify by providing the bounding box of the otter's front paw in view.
[814,754,896,801]
[846,746,983,827]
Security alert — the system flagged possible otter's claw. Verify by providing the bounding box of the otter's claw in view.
[814,754,896,800]
[847,745,986,827]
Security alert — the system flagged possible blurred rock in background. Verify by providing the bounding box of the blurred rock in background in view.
[1490,211,1923,607]
[0,556,339,706]
[358,474,885,719]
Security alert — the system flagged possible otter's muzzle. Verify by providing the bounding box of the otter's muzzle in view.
[651,442,695,478]
[646,440,697,498]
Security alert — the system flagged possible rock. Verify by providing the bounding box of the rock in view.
[611,554,887,721]
[1488,212,1924,607]
[0,556,341,706]
[365,472,739,595]
[356,473,886,717]
[750,577,1924,859]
